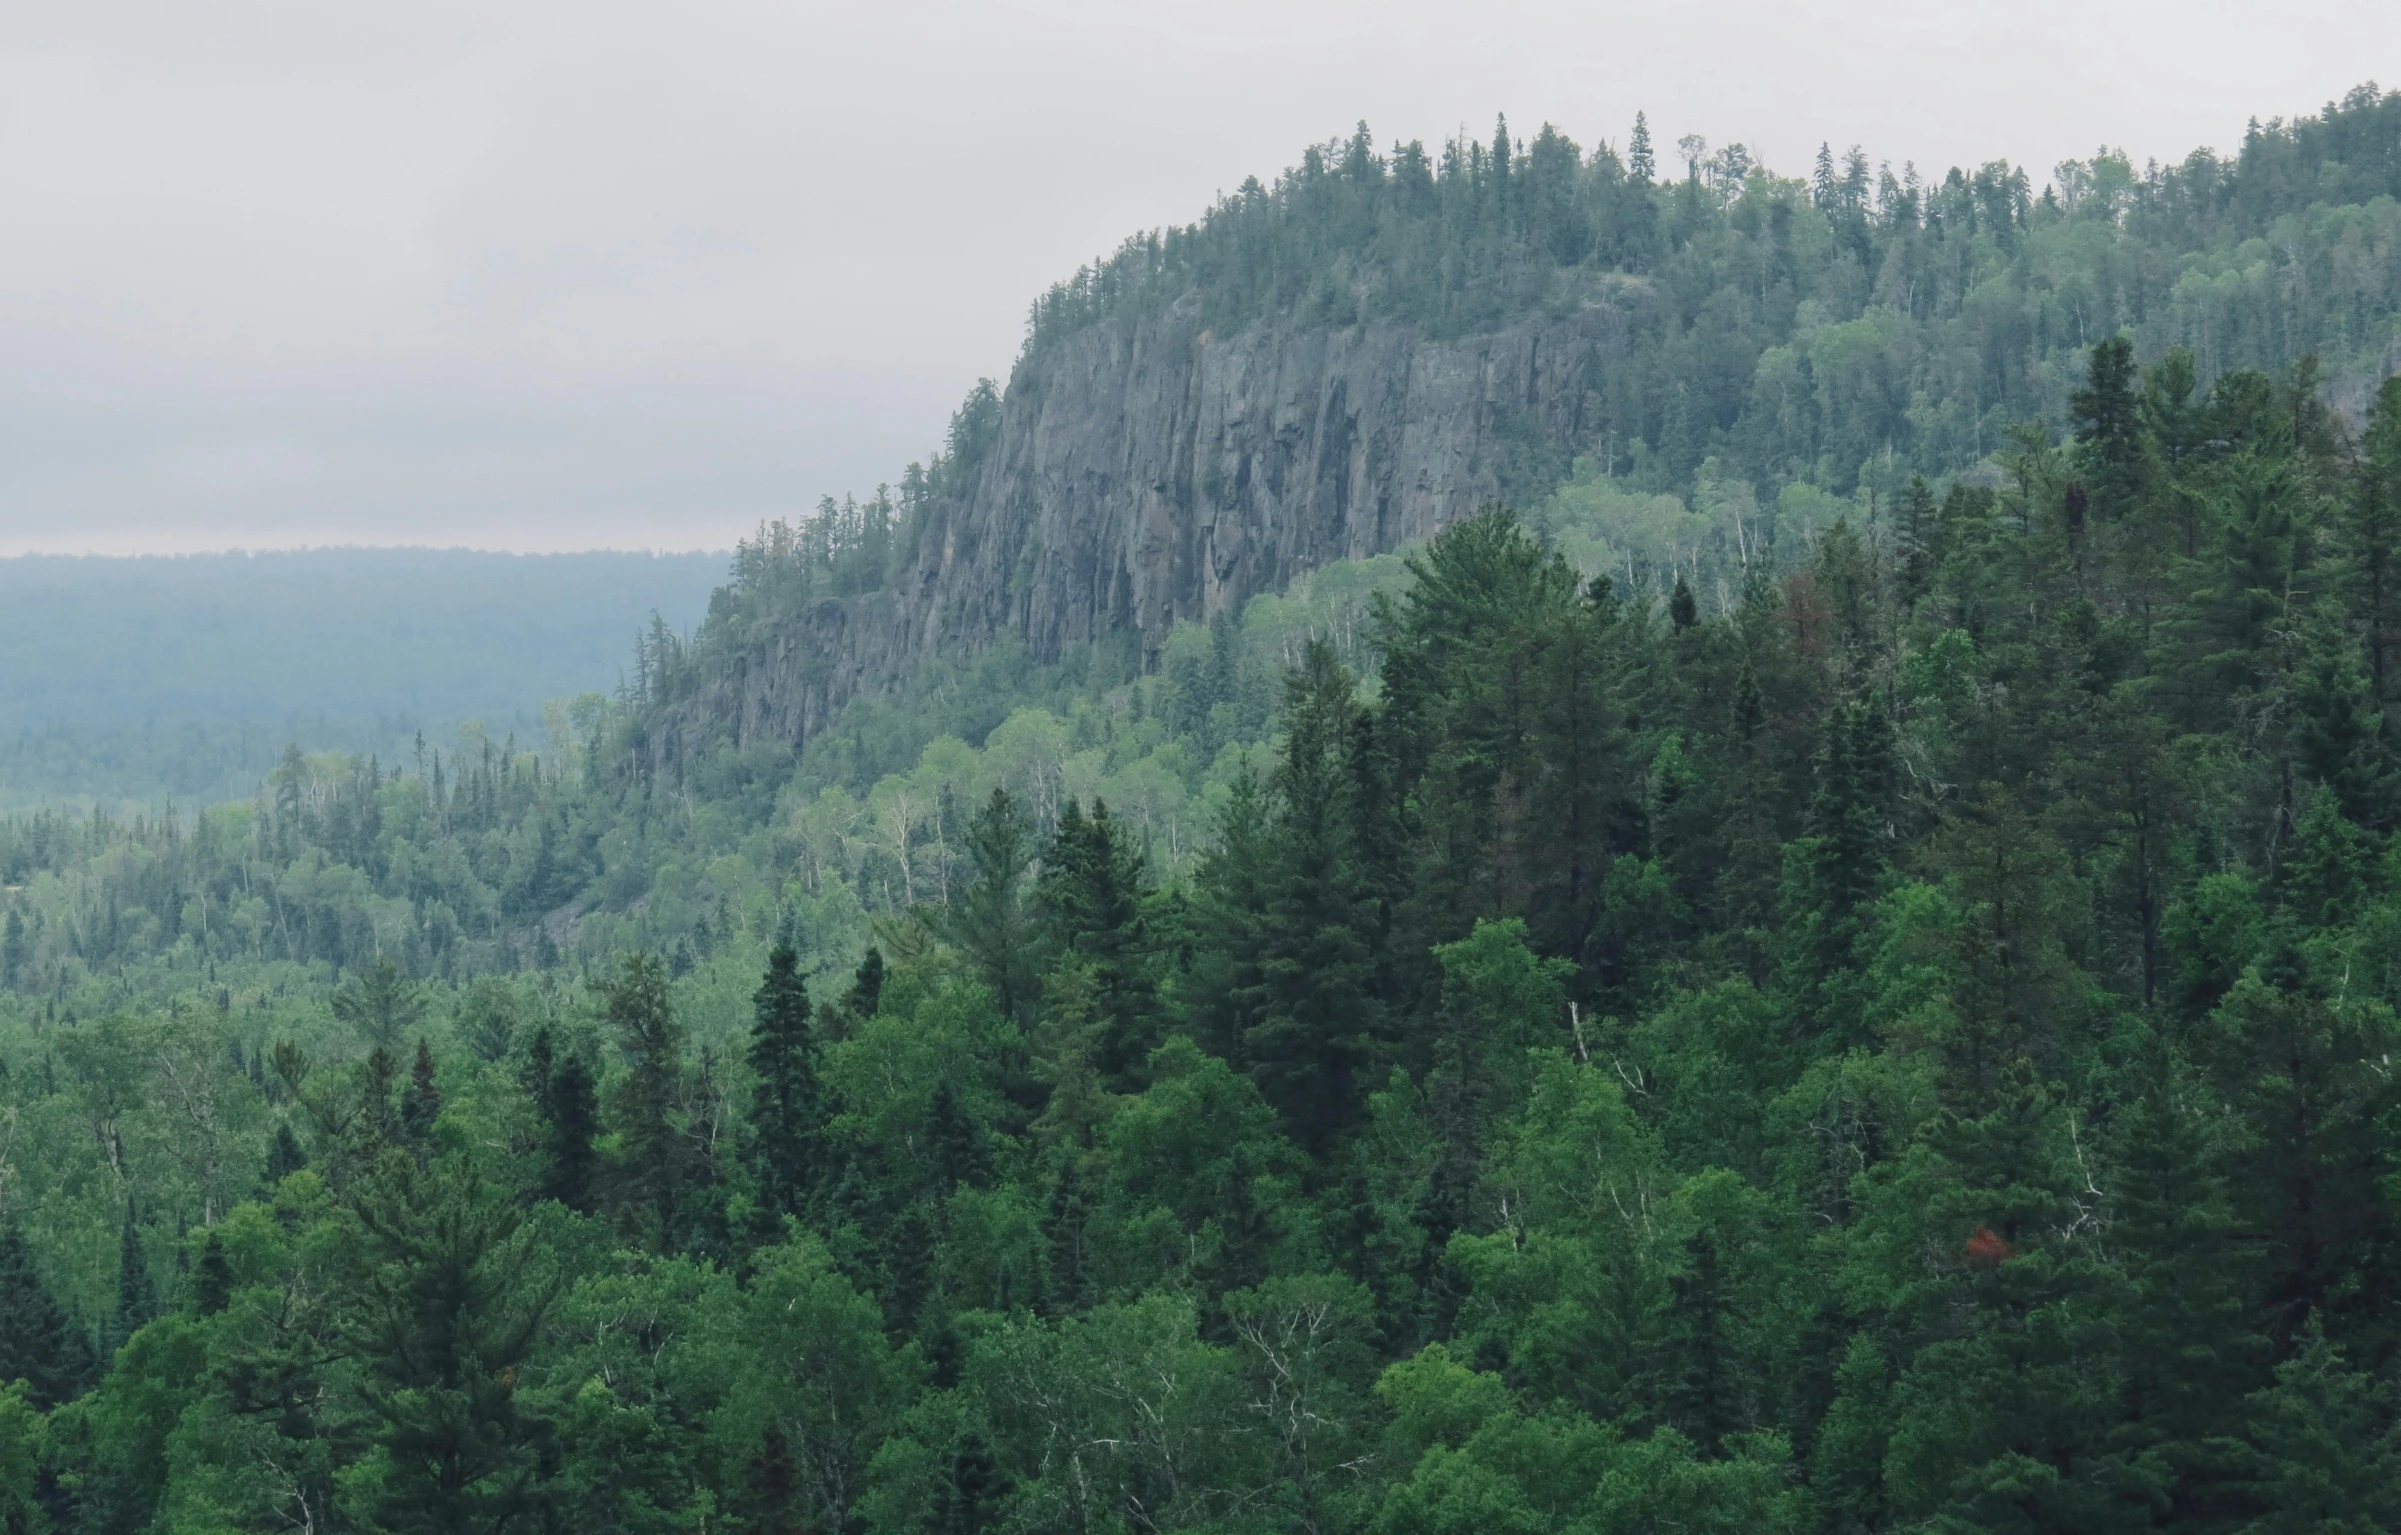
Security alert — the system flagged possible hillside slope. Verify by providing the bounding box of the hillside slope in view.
[635,90,2401,778]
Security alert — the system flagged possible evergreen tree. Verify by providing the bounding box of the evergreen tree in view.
[832,947,885,1042]
[331,955,423,1050]
[736,1425,804,1535]
[115,1201,156,1344]
[2070,332,2147,521]
[265,1122,308,1187]
[1669,575,1698,630]
[192,1231,233,1317]
[401,1039,442,1150]
[0,1226,95,1409]
[747,938,824,1234]
[1043,1158,1094,1315]
[1243,643,1379,1154]
[1779,694,1895,1044]
[539,1054,600,1214]
[343,1157,558,1534]
[938,791,1042,1025]
[928,1082,988,1195]
[933,1431,1006,1534]
[2351,376,2401,700]
[520,1024,555,1110]
[1038,799,1153,1088]
[2291,621,2395,828]
[2236,1318,2401,1531]
[598,953,688,1249]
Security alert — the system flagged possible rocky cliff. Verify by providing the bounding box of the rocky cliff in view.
[641,284,1638,768]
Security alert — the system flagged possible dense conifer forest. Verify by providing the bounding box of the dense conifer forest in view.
[6,89,2401,1532]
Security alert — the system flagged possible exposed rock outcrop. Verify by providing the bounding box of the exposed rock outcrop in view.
[644,286,1641,767]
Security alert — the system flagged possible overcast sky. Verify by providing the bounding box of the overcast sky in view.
[1,0,2393,554]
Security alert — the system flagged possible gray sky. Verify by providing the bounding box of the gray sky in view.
[2,0,2392,554]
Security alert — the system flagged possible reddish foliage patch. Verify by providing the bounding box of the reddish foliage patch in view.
[1965,1225,2014,1268]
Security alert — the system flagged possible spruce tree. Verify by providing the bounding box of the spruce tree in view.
[2349,375,2401,700]
[0,1226,95,1409]
[1244,642,1378,1155]
[2070,333,2147,521]
[521,1024,556,1108]
[1038,799,1153,1086]
[832,947,884,1042]
[265,1122,308,1187]
[115,1200,156,1344]
[1779,694,1895,1044]
[598,953,687,1248]
[934,1431,1006,1534]
[1043,1158,1093,1315]
[1669,575,1699,630]
[344,1158,557,1534]
[540,1054,600,1214]
[938,791,1042,1024]
[401,1039,442,1149]
[736,1424,803,1535]
[1628,110,1655,185]
[928,1082,988,1195]
[747,938,823,1234]
[193,1230,234,1317]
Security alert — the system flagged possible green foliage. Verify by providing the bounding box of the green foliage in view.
[8,88,2401,1535]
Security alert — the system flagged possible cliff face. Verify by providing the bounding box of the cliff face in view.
[644,286,1638,767]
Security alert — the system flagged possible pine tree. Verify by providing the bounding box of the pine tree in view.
[2094,1079,2262,1511]
[736,1424,804,1535]
[938,791,1042,1024]
[1813,1333,1893,1531]
[2236,1317,2401,1531]
[1039,799,1153,1087]
[344,1158,557,1534]
[521,1024,556,1107]
[831,947,884,1042]
[1043,1158,1093,1315]
[540,1054,600,1214]
[193,1230,234,1317]
[0,1226,95,1408]
[265,1122,308,1187]
[928,1082,988,1195]
[747,938,823,1234]
[933,1431,1006,1534]
[331,955,423,1050]
[1779,695,1895,1044]
[2290,623,2393,829]
[1628,111,1655,185]
[2071,332,2147,522]
[599,953,687,1248]
[115,1201,156,1344]
[1243,643,1379,1155]
[1895,475,1939,610]
[401,1039,442,1150]
[2348,375,2401,702]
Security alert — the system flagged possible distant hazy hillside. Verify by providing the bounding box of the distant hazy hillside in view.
[0,547,725,803]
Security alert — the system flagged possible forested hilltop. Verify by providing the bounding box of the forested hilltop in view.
[628,83,2401,776]
[5,89,2401,1534]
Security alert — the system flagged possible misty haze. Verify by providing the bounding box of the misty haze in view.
[2,4,2401,1532]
